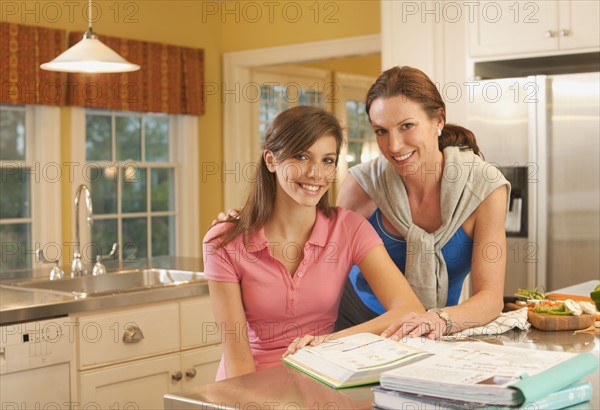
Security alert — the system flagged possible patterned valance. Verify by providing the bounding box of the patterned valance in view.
[0,23,205,116]
[0,22,67,106]
[67,32,205,116]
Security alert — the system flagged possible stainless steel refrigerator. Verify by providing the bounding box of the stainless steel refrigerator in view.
[467,72,600,294]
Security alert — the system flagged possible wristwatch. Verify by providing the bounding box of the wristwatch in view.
[428,308,453,336]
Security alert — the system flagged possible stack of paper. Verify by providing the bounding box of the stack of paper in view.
[375,340,597,408]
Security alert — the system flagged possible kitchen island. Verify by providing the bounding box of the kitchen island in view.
[165,327,599,409]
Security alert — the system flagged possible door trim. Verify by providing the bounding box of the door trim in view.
[222,34,381,208]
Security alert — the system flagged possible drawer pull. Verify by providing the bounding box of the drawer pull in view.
[122,325,144,343]
[185,369,197,378]
[171,371,183,381]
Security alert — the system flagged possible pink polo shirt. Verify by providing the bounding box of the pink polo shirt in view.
[202,208,383,380]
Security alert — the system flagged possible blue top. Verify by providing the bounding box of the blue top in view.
[349,209,474,314]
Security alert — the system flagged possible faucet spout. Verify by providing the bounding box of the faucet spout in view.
[72,184,93,276]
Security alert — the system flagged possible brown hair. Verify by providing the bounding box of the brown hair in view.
[209,105,344,249]
[365,66,482,157]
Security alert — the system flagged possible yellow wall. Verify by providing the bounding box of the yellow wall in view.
[301,54,381,78]
[1,0,380,255]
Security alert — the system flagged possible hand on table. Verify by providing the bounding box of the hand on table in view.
[282,334,337,358]
[381,311,449,340]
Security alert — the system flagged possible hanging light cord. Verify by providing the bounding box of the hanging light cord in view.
[88,0,92,32]
[84,0,97,39]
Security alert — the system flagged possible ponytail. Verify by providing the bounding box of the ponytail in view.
[439,123,483,159]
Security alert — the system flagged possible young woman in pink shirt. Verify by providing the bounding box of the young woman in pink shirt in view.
[203,105,425,381]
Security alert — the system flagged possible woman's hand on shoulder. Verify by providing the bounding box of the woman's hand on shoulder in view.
[211,208,240,226]
[381,311,449,340]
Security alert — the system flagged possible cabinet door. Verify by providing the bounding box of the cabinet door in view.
[180,345,222,389]
[79,353,180,409]
[469,1,558,57]
[558,0,600,50]
[77,302,180,369]
[180,297,221,349]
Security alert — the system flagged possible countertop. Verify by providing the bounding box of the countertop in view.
[164,328,600,410]
[0,257,208,325]
[165,281,600,410]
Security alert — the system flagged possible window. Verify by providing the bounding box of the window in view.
[0,104,62,277]
[344,99,379,169]
[84,110,176,262]
[252,65,331,155]
[0,105,31,273]
[331,73,378,195]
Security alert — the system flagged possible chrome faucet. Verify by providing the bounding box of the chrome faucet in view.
[72,184,93,277]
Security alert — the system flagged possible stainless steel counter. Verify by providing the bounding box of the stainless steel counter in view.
[164,328,600,410]
[0,257,208,325]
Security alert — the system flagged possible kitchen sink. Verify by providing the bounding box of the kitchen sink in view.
[2,269,205,298]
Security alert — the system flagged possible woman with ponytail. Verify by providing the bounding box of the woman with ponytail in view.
[335,66,510,340]
[203,105,424,380]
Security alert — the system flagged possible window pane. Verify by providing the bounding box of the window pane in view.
[90,218,118,261]
[0,167,30,218]
[152,216,175,256]
[346,141,360,169]
[0,107,25,161]
[122,166,147,213]
[86,114,111,161]
[151,168,174,211]
[123,217,147,260]
[116,115,141,161]
[0,223,31,272]
[145,116,169,162]
[88,166,117,214]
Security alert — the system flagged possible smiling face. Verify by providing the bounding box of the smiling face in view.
[369,95,444,177]
[265,134,338,209]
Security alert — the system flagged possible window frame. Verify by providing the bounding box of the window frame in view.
[332,72,378,197]
[71,107,199,265]
[0,104,63,276]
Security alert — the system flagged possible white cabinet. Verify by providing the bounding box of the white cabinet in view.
[79,353,181,409]
[469,0,600,57]
[74,296,222,409]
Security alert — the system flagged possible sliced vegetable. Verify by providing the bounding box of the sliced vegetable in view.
[546,293,593,303]
[515,286,546,300]
[563,299,582,316]
[579,301,597,315]
[534,303,573,315]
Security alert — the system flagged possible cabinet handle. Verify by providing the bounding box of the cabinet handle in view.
[559,29,570,37]
[171,371,183,381]
[545,30,556,38]
[185,369,197,378]
[122,325,144,343]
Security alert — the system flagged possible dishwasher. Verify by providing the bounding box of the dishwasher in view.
[1,316,73,409]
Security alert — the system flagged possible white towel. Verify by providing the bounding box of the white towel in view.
[440,308,530,340]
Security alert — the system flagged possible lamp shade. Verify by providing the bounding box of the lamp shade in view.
[40,32,140,73]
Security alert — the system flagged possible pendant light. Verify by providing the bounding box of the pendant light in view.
[41,0,140,73]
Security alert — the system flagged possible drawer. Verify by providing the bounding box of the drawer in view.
[76,302,180,369]
[180,297,221,349]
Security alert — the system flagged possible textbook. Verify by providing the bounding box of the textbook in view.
[373,380,594,410]
[281,333,433,388]
[378,341,598,406]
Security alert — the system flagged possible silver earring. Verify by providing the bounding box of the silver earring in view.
[437,128,442,137]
